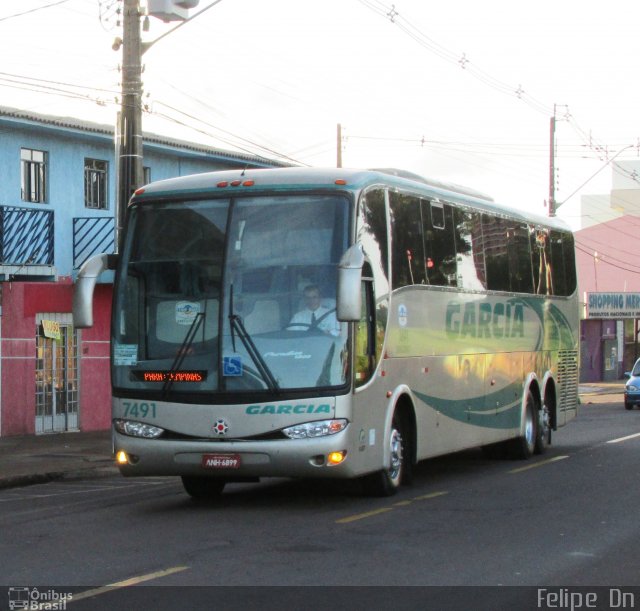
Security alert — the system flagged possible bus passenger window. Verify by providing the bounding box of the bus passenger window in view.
[422,200,457,287]
[507,222,534,294]
[549,230,567,296]
[531,228,552,295]
[482,215,510,292]
[358,189,389,278]
[355,278,376,387]
[390,192,426,288]
[455,209,486,291]
[560,232,577,296]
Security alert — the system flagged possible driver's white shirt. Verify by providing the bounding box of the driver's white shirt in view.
[289,306,340,336]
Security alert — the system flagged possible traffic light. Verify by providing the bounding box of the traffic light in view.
[147,0,200,22]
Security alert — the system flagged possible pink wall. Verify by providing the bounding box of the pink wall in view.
[0,280,113,436]
[1,282,37,436]
[77,285,112,431]
[575,216,640,294]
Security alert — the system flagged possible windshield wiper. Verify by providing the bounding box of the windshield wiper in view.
[162,312,204,397]
[228,285,280,393]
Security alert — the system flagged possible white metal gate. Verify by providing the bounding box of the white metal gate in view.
[35,314,79,434]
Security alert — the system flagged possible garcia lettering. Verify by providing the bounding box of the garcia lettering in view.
[446,301,524,339]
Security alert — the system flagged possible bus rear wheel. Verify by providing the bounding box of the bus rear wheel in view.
[509,390,539,460]
[534,400,551,454]
[181,476,226,499]
[363,413,409,497]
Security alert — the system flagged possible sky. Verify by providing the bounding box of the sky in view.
[1,0,640,230]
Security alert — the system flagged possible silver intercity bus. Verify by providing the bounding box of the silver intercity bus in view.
[74,167,579,498]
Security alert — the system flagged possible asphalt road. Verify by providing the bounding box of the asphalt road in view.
[2,397,639,609]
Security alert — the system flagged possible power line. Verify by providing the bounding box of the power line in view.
[575,242,640,276]
[151,100,306,166]
[0,0,73,22]
[356,0,551,115]
[356,0,640,203]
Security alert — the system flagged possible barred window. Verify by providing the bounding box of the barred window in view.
[84,158,108,209]
[21,148,47,203]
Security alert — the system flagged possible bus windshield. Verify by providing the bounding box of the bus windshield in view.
[112,194,350,399]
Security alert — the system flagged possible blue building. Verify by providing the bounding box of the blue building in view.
[0,106,285,436]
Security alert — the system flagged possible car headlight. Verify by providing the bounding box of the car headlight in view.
[114,419,164,439]
[626,385,639,392]
[282,419,348,439]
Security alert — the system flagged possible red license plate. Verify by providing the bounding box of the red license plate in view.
[201,453,241,469]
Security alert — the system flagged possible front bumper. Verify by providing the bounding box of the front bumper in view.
[113,428,357,479]
[625,392,640,407]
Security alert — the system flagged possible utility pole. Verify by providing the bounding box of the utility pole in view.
[337,123,343,168]
[548,106,556,217]
[116,0,144,253]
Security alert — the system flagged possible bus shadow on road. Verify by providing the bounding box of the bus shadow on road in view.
[144,447,510,512]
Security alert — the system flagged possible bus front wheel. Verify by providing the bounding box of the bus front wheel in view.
[181,476,226,499]
[362,413,409,497]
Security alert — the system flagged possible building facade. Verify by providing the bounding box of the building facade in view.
[0,106,284,436]
[574,157,640,382]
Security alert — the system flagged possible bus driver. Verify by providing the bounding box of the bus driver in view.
[289,284,340,336]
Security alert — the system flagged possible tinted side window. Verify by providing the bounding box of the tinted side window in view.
[531,228,551,295]
[455,209,486,290]
[390,192,426,287]
[507,221,533,293]
[561,231,577,295]
[422,200,457,287]
[482,215,510,291]
[357,189,390,336]
[550,230,567,296]
[358,189,390,288]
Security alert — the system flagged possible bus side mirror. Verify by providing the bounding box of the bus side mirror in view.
[336,244,364,322]
[73,253,118,328]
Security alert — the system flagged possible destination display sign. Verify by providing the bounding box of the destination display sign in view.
[130,370,207,382]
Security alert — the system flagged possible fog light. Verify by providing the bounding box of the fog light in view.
[116,450,129,465]
[327,451,346,465]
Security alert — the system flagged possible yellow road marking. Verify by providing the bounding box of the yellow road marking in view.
[607,432,640,444]
[69,566,188,604]
[508,455,569,474]
[393,500,412,507]
[413,491,449,501]
[336,490,448,523]
[336,507,394,524]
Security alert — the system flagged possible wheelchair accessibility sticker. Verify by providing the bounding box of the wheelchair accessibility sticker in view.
[223,356,243,376]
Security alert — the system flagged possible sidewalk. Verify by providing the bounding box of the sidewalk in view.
[578,380,625,399]
[0,429,117,489]
[0,382,627,490]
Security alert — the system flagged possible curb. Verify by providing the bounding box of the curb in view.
[0,465,119,490]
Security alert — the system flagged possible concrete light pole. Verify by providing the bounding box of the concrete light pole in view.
[115,0,208,252]
[116,0,144,253]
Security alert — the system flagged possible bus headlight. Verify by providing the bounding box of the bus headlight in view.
[114,419,164,439]
[282,419,348,439]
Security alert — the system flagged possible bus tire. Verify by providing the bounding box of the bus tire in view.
[362,413,408,497]
[508,390,538,460]
[181,476,226,499]
[534,399,551,454]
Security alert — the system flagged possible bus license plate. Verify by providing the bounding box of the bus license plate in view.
[201,454,241,469]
